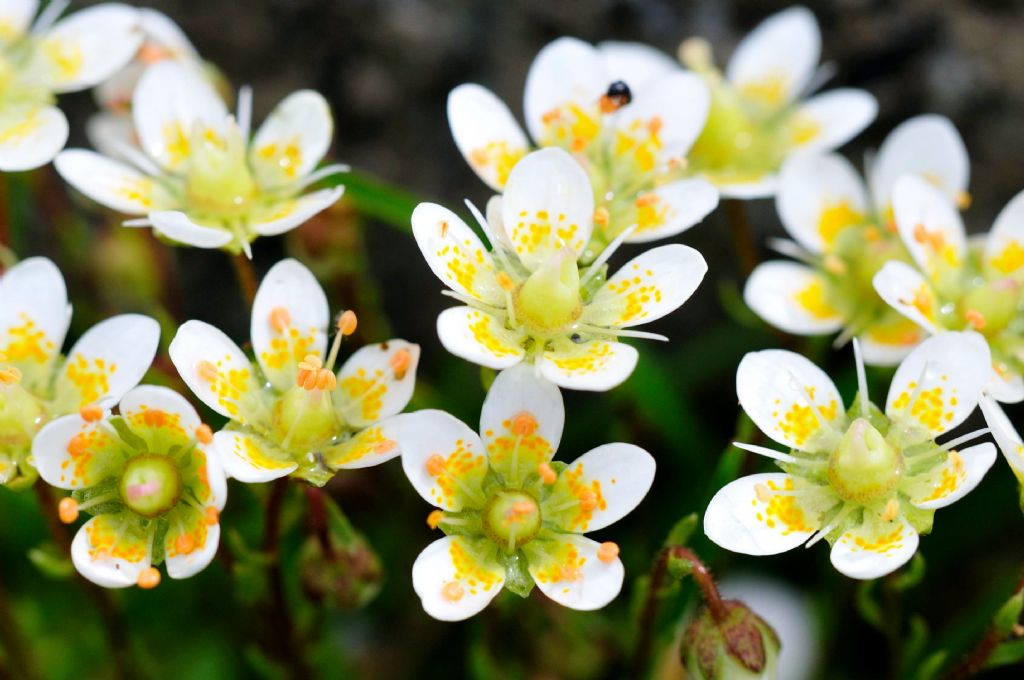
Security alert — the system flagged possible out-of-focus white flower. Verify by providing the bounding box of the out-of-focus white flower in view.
[55,61,344,257]
[393,364,655,620]
[705,332,995,579]
[413,147,707,391]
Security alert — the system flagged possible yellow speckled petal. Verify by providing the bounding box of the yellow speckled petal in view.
[118,385,201,452]
[412,535,505,621]
[334,339,419,428]
[892,174,967,282]
[38,4,142,93]
[830,513,918,580]
[523,534,623,610]
[437,307,526,371]
[744,261,844,336]
[164,505,220,580]
[32,414,126,490]
[71,514,152,588]
[540,339,638,392]
[448,84,529,191]
[411,203,504,305]
[249,90,332,188]
[397,410,487,511]
[908,442,996,509]
[985,190,1024,277]
[55,149,175,215]
[0,256,71,392]
[211,430,297,484]
[323,417,403,470]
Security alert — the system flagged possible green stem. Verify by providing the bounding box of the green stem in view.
[940,572,1024,680]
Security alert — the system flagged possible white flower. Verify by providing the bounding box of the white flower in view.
[169,258,419,487]
[705,332,995,579]
[448,37,718,255]
[679,6,877,198]
[33,385,227,589]
[413,147,707,391]
[0,257,159,489]
[393,364,655,620]
[0,1,142,171]
[55,60,344,257]
[745,115,969,365]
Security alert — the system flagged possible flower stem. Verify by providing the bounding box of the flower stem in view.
[724,198,759,277]
[230,252,258,308]
[305,486,334,559]
[940,571,1024,680]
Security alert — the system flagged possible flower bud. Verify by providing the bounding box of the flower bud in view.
[513,251,582,335]
[682,600,780,680]
[298,533,383,610]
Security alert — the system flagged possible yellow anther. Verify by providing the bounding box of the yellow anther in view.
[0,365,21,385]
[204,507,220,526]
[79,404,104,422]
[195,424,213,444]
[390,348,412,380]
[593,206,610,226]
[754,483,772,503]
[496,271,515,292]
[882,498,900,522]
[137,567,161,590]
[956,191,972,210]
[538,462,557,485]
[58,497,79,524]
[597,541,620,564]
[965,309,987,330]
[175,533,196,554]
[441,581,465,602]
[426,454,446,477]
[296,354,334,391]
[427,510,444,530]
[511,412,538,437]
[197,360,218,382]
[336,310,358,336]
[268,306,292,333]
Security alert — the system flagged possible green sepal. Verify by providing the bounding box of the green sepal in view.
[498,549,534,599]
[993,587,1024,636]
[902,501,935,537]
[663,513,699,548]
[108,416,146,452]
[986,639,1024,670]
[437,509,484,538]
[148,518,169,566]
[293,453,334,488]
[72,477,123,516]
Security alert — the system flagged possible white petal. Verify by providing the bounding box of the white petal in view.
[614,70,710,159]
[211,430,297,483]
[523,37,606,143]
[540,340,638,392]
[736,349,845,452]
[0,105,68,171]
[410,203,503,305]
[550,443,655,532]
[891,174,966,278]
[526,534,624,611]
[168,320,255,420]
[250,90,333,188]
[0,256,71,381]
[855,317,927,367]
[335,339,420,427]
[148,211,233,249]
[0,0,38,39]
[872,261,940,334]
[776,152,869,254]
[412,536,505,622]
[436,306,526,370]
[447,84,529,191]
[830,515,918,580]
[584,244,707,328]
[868,114,969,212]
[501,148,594,267]
[885,331,991,443]
[984,189,1024,276]
[908,442,996,510]
[40,3,142,92]
[138,8,198,59]
[704,473,824,555]
[396,410,487,511]
[165,521,219,580]
[627,178,719,243]
[71,515,152,589]
[85,112,138,160]
[987,366,1024,404]
[597,41,679,89]
[251,187,344,237]
[117,384,201,435]
[55,149,172,214]
[200,441,228,511]
[714,174,778,199]
[744,261,844,335]
[791,89,877,154]
[32,414,121,490]
[322,416,404,470]
[979,397,1024,478]
[133,60,228,171]
[250,258,329,393]
[727,6,820,106]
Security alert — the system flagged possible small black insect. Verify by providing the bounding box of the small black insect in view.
[603,80,632,110]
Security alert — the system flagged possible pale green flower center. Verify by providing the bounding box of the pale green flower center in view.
[482,489,541,550]
[513,252,583,337]
[185,120,258,218]
[827,418,903,504]
[272,384,341,454]
[119,454,183,519]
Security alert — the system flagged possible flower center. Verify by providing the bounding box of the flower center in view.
[119,454,183,518]
[827,418,903,504]
[512,252,583,337]
[482,489,541,550]
[185,119,257,218]
[959,278,1020,338]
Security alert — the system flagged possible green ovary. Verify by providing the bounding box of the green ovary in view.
[482,489,541,550]
[119,454,183,518]
[513,253,583,337]
[828,418,903,504]
[272,386,341,455]
[185,122,258,219]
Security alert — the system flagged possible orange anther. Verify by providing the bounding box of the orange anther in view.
[175,533,196,554]
[956,191,972,210]
[593,207,610,226]
[912,223,928,244]
[635,193,658,208]
[337,310,358,336]
[823,255,847,275]
[390,348,412,380]
[511,412,538,437]
[469,149,488,167]
[647,116,663,136]
[578,492,598,512]
[204,507,220,526]
[884,219,898,234]
[195,424,213,444]
[58,497,79,524]
[541,108,561,124]
[667,156,687,171]
[374,439,397,454]
[197,360,218,382]
[299,354,323,371]
[537,462,557,485]
[441,581,465,602]
[881,498,900,522]
[597,541,620,564]
[138,43,171,64]
[571,136,587,152]
[598,94,616,114]
[0,366,21,385]
[268,306,292,333]
[439,220,450,238]
[315,370,337,391]
[79,404,104,422]
[496,271,515,292]
[137,567,161,590]
[425,454,446,476]
[965,309,987,330]
[427,510,444,530]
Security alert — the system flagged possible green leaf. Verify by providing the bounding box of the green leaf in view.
[27,543,74,579]
[339,170,424,234]
[916,650,948,680]
[856,580,884,631]
[663,513,699,548]
[993,587,1024,636]
[986,639,1024,669]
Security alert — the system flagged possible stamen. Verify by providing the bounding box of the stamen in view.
[236,85,253,142]
[427,510,444,530]
[593,207,610,226]
[580,224,638,287]
[204,507,219,526]
[965,309,987,330]
[197,360,218,382]
[804,503,852,549]
[58,497,79,524]
[269,306,292,333]
[881,498,900,522]
[195,424,213,445]
[441,581,465,602]
[390,348,412,380]
[426,454,446,477]
[137,567,161,590]
[578,491,598,512]
[296,354,336,391]
[597,541,619,564]
[733,442,825,467]
[511,412,538,437]
[956,191,972,210]
[0,366,22,385]
[79,404,104,422]
[852,338,869,415]
[337,310,358,336]
[538,462,557,484]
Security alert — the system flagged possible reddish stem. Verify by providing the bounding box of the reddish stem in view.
[940,571,1024,680]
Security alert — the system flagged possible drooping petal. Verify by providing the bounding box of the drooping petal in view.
[596,41,679,89]
[117,384,201,452]
[540,339,638,392]
[736,350,845,452]
[250,258,329,393]
[744,261,844,335]
[775,152,869,254]
[891,174,967,280]
[583,244,707,328]
[523,37,606,145]
[436,307,526,370]
[164,509,220,580]
[71,514,152,588]
[168,320,262,422]
[479,363,564,481]
[0,105,69,171]
[612,70,710,166]
[789,89,877,154]
[250,187,344,237]
[704,473,826,555]
[396,410,487,511]
[907,443,996,510]
[132,60,228,171]
[55,149,173,214]
[868,114,969,213]
[543,443,655,533]
[32,414,125,490]
[147,211,233,250]
[211,430,297,483]
[322,416,404,470]
[447,84,529,191]
[984,189,1024,277]
[726,6,820,107]
[249,90,333,188]
[872,261,941,334]
[979,397,1024,481]
[829,513,919,580]
[39,3,142,93]
[885,331,991,445]
[410,203,504,305]
[0,256,71,391]
[53,314,160,412]
[524,534,624,611]
[335,339,420,428]
[626,178,719,243]
[501,148,594,267]
[412,536,505,622]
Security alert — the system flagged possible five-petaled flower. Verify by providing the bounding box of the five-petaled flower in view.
[676,6,877,198]
[412,147,707,391]
[55,60,345,257]
[746,115,970,365]
[33,385,228,588]
[448,36,719,257]
[0,257,159,490]
[705,332,995,579]
[393,364,655,620]
[0,1,142,171]
[169,259,420,487]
